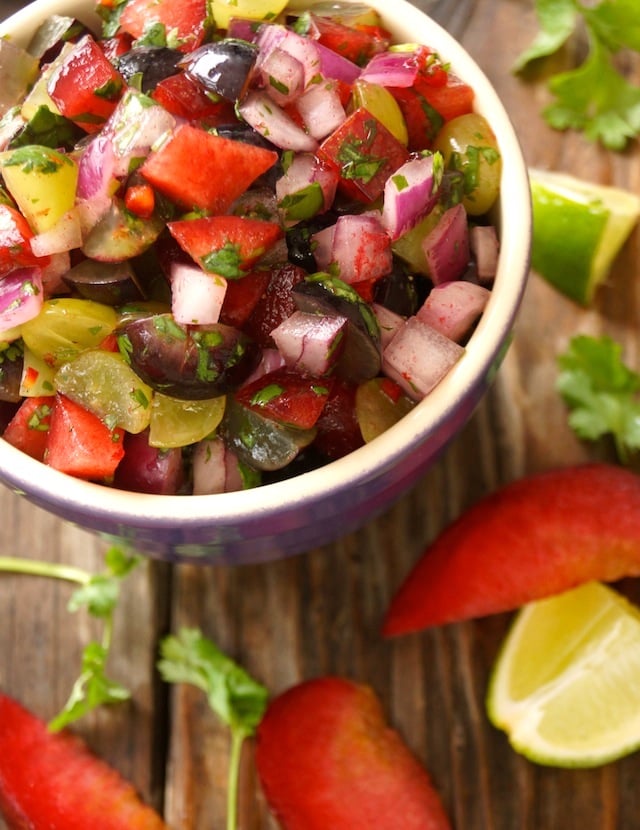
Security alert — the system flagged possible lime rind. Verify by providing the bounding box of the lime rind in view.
[529,168,640,305]
[487,582,640,768]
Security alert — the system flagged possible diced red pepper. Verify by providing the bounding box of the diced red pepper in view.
[47,34,125,134]
[390,73,474,151]
[309,14,391,65]
[236,368,334,430]
[379,376,404,404]
[151,72,238,123]
[318,107,409,203]
[0,204,51,276]
[45,394,124,480]
[416,72,474,123]
[168,215,284,276]
[124,183,155,219]
[99,33,134,62]
[3,396,54,461]
[118,0,208,54]
[140,123,278,214]
[219,269,271,328]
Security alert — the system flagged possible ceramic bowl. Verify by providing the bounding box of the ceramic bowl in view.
[0,0,531,563]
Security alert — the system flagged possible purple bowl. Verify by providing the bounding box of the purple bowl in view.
[0,0,531,564]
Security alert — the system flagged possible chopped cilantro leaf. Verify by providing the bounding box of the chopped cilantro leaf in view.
[556,334,640,464]
[201,241,245,279]
[514,0,640,149]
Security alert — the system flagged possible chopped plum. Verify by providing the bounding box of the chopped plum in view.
[118,313,260,400]
[113,429,184,494]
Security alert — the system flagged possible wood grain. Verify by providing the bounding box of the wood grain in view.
[1,0,639,828]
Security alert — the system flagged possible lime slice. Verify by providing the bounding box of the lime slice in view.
[530,168,640,305]
[487,581,640,767]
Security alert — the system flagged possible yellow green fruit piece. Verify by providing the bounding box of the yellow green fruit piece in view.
[55,349,154,434]
[351,80,408,145]
[149,393,226,448]
[487,581,640,768]
[20,298,118,368]
[0,145,78,233]
[530,168,640,305]
[210,0,288,30]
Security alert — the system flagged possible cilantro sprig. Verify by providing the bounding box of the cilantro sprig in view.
[158,628,268,830]
[557,334,640,464]
[0,546,141,731]
[514,0,640,149]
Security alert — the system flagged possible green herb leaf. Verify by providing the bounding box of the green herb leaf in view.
[158,628,268,830]
[582,0,640,52]
[544,37,640,151]
[201,241,244,278]
[9,105,84,152]
[48,641,131,733]
[158,627,268,736]
[556,334,640,464]
[512,0,577,72]
[0,546,139,730]
[68,549,140,618]
[513,0,640,149]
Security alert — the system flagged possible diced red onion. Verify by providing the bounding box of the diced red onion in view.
[295,80,346,140]
[255,23,288,60]
[416,280,491,342]
[29,209,83,257]
[276,152,339,214]
[358,49,420,88]
[422,202,470,284]
[0,109,24,152]
[266,28,322,87]
[382,315,465,401]
[238,90,318,152]
[76,133,118,233]
[329,213,393,283]
[372,302,405,349]
[259,47,305,106]
[381,153,443,240]
[192,436,245,494]
[315,41,361,84]
[0,267,43,331]
[271,309,347,376]
[106,89,177,178]
[470,224,500,284]
[242,348,286,386]
[40,252,70,296]
[310,223,335,270]
[170,261,227,326]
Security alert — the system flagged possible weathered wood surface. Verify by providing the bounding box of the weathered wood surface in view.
[1,0,639,827]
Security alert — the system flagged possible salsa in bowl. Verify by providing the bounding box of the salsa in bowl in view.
[0,0,530,563]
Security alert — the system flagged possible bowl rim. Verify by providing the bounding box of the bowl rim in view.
[0,0,532,527]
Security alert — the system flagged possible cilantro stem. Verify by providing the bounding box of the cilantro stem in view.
[227,732,244,830]
[0,556,90,584]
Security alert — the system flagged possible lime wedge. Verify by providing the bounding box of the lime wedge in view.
[487,581,640,767]
[530,168,640,305]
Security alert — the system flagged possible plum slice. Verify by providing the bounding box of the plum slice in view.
[118,313,260,400]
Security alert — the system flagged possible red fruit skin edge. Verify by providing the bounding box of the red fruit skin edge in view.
[255,676,451,830]
[383,463,640,635]
[0,694,167,830]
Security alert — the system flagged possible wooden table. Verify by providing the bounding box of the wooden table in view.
[1,0,639,827]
